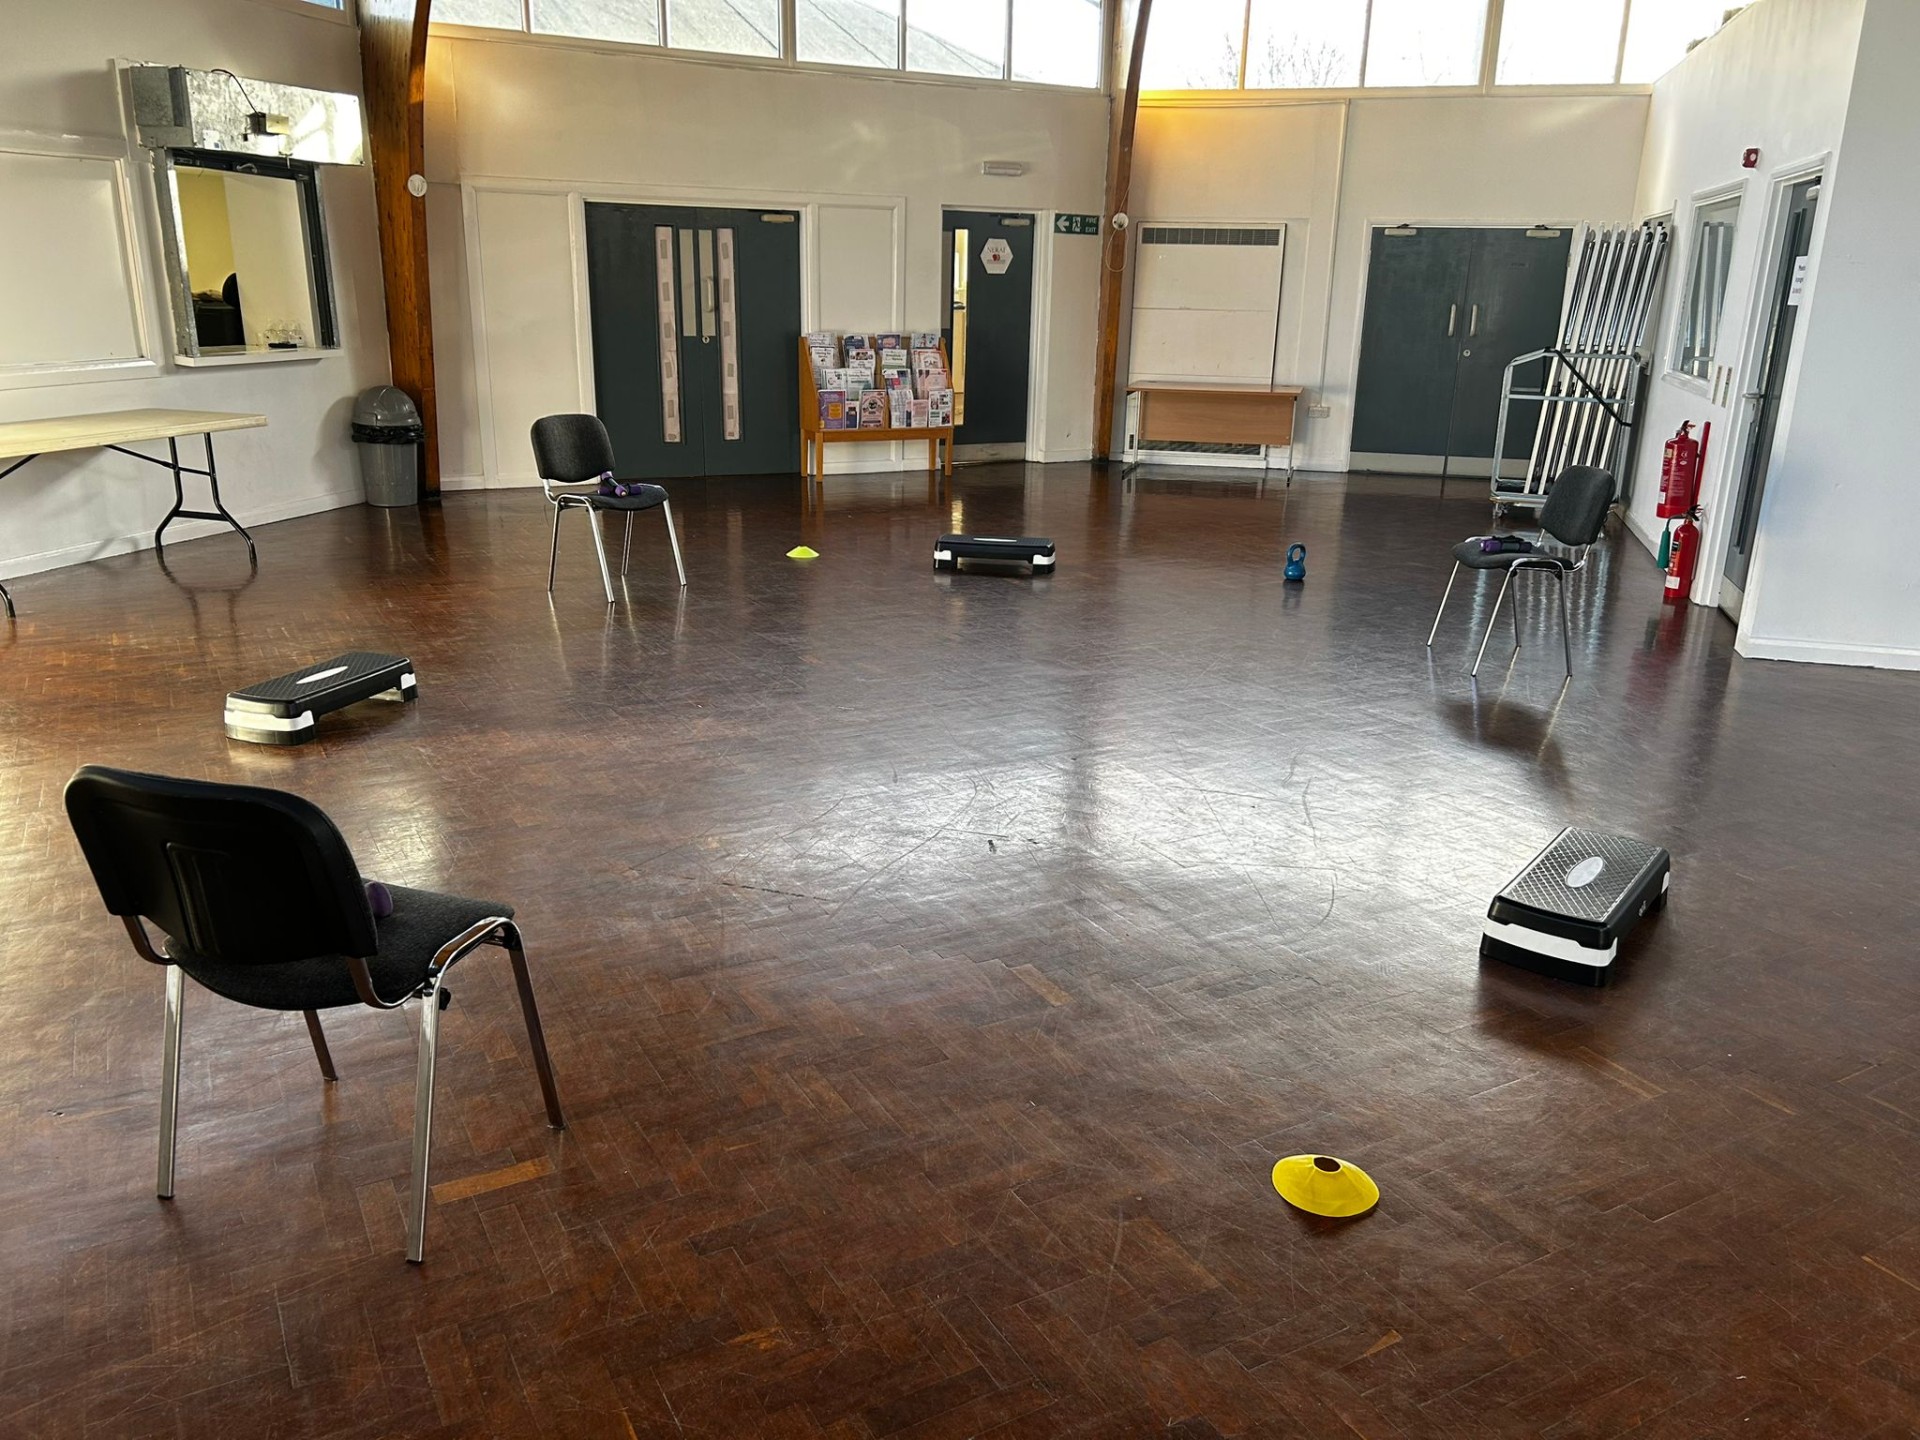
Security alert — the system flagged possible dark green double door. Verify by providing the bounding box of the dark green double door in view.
[584,202,802,479]
[1351,226,1572,477]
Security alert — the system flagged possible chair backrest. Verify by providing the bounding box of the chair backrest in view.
[530,414,615,484]
[1539,465,1614,548]
[64,766,376,964]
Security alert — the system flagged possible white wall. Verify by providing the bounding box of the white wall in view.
[424,32,1109,482]
[0,0,389,580]
[1130,93,1650,471]
[1621,0,1865,619]
[1729,0,1918,667]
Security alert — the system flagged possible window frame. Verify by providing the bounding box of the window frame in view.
[432,0,1109,92]
[1128,0,1727,98]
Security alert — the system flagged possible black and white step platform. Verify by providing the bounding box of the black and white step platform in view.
[933,535,1056,573]
[1481,827,1670,985]
[224,651,417,746]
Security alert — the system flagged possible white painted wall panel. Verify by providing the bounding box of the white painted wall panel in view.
[817,204,899,333]
[471,188,582,483]
[0,151,142,370]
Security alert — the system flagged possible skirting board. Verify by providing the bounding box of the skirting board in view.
[1736,633,1920,671]
[0,487,364,579]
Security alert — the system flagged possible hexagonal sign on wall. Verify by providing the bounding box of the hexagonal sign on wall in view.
[980,237,1014,275]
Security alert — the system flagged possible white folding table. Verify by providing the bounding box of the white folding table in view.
[0,408,268,616]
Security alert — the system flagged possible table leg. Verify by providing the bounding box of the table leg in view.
[149,434,257,564]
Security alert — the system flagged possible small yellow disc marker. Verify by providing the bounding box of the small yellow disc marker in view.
[787,546,819,559]
[1272,1154,1379,1218]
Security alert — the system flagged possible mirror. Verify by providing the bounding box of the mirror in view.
[156,151,338,359]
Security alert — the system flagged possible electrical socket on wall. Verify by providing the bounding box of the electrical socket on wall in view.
[1306,404,1331,419]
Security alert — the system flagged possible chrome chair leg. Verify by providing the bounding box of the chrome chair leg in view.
[662,500,687,587]
[621,512,635,575]
[585,506,616,605]
[546,503,562,592]
[500,922,566,1130]
[1427,562,1461,647]
[1557,568,1573,676]
[1512,572,1523,649]
[303,1010,338,1082]
[1471,569,1519,677]
[405,980,442,1264]
[157,964,184,1199]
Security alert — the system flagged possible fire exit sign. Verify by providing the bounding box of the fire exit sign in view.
[1053,213,1101,235]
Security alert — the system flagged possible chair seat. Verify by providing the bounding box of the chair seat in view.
[561,484,668,512]
[167,885,513,1011]
[1451,538,1575,570]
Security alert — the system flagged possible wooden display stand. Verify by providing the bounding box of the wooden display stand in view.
[798,338,954,481]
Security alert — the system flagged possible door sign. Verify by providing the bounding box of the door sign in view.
[980,237,1015,275]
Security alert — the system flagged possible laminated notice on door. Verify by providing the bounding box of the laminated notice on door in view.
[717,228,741,441]
[981,237,1014,274]
[1788,255,1808,306]
[654,226,683,444]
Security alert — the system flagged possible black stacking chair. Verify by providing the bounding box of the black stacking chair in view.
[530,413,686,604]
[63,766,565,1263]
[1428,464,1614,677]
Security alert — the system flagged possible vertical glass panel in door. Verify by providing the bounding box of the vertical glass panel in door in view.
[531,0,661,45]
[1496,0,1627,85]
[1011,0,1102,87]
[1675,195,1740,381]
[1245,0,1366,89]
[1363,0,1486,87]
[907,0,1006,77]
[1139,0,1244,89]
[669,0,780,55]
[797,0,901,67]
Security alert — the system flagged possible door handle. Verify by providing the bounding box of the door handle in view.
[1469,304,1479,337]
[1742,390,1765,401]
[1447,304,1457,338]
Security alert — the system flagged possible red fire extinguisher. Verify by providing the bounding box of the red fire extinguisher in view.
[1664,509,1700,604]
[1658,421,1701,518]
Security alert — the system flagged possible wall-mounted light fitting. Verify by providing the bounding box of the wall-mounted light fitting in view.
[980,160,1028,178]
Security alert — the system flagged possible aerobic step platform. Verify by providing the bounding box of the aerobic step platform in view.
[1481,827,1669,985]
[933,535,1056,573]
[225,651,417,746]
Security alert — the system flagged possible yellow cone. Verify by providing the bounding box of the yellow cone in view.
[787,545,819,559]
[1271,1154,1379,1218]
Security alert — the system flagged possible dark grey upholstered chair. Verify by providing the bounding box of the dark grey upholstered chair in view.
[1428,464,1615,677]
[530,413,686,604]
[63,766,565,1263]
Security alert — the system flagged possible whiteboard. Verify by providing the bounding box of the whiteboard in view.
[0,148,148,376]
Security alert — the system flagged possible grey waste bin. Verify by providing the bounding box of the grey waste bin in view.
[351,386,424,508]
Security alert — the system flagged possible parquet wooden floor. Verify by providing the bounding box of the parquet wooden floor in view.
[2,466,1918,1438]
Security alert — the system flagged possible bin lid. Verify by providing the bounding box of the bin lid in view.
[352,385,420,428]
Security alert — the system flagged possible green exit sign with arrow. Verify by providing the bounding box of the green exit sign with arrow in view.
[1053,213,1101,236]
